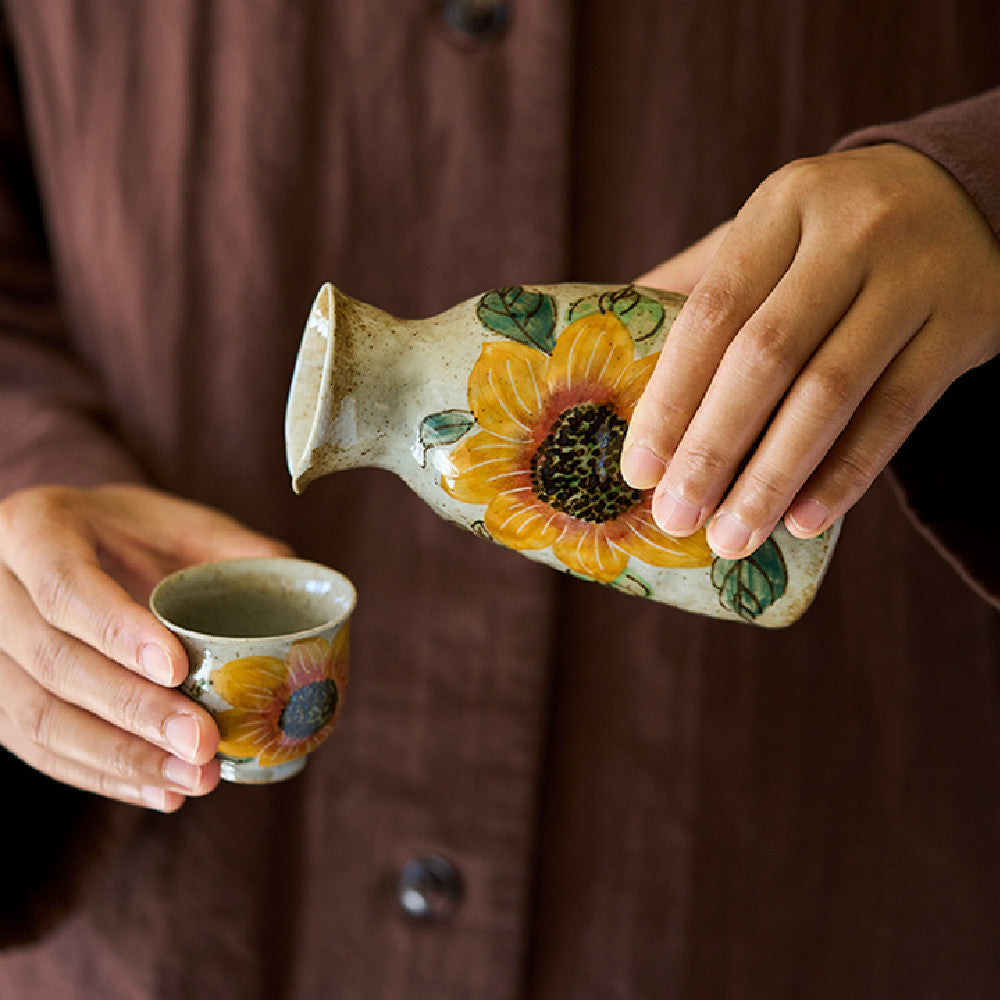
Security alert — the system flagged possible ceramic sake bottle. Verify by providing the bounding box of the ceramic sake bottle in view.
[285,282,841,627]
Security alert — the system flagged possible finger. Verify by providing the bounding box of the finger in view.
[655,245,868,541]
[0,495,190,687]
[91,485,295,568]
[0,709,186,812]
[88,486,295,608]
[636,220,733,295]
[0,487,294,687]
[783,314,959,539]
[0,567,219,766]
[621,190,802,494]
[635,217,868,543]
[699,277,933,557]
[0,648,221,801]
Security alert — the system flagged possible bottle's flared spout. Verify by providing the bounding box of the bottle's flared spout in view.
[285,283,338,494]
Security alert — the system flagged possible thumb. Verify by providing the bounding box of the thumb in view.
[90,486,294,600]
[637,220,733,295]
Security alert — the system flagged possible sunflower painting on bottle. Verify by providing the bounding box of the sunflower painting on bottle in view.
[437,289,715,588]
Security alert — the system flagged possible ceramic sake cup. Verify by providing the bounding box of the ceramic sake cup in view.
[150,557,356,784]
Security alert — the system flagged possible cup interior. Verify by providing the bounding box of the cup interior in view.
[151,557,355,639]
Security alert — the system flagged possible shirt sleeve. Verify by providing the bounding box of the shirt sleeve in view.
[0,24,147,950]
[0,24,145,501]
[833,88,1000,606]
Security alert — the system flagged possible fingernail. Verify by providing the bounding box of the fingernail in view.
[620,444,666,489]
[786,497,830,536]
[707,510,752,556]
[142,786,183,813]
[141,785,170,811]
[140,643,174,685]
[164,713,201,762]
[162,755,201,791]
[653,487,702,535]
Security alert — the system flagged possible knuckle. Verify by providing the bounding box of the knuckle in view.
[753,157,835,220]
[14,692,58,749]
[112,681,152,736]
[762,153,918,249]
[32,559,80,626]
[742,462,795,513]
[678,439,731,485]
[0,487,67,546]
[763,157,821,204]
[833,447,880,495]
[730,316,798,384]
[93,769,135,802]
[847,201,895,246]
[842,180,914,247]
[0,489,36,537]
[28,630,76,693]
[680,280,745,339]
[635,381,689,431]
[95,610,132,664]
[796,362,858,417]
[106,733,149,781]
[876,380,925,433]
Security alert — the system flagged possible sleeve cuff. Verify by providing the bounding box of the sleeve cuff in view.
[833,89,1000,606]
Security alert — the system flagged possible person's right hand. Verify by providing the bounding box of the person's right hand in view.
[0,484,293,811]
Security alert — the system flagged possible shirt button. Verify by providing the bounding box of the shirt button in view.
[397,855,464,921]
[437,0,511,44]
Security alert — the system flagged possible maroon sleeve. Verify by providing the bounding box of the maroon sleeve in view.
[0,25,145,950]
[0,22,145,501]
[834,88,1000,606]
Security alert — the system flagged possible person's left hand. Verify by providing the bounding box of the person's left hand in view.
[621,143,1000,559]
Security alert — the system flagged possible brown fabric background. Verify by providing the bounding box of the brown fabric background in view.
[1,2,998,998]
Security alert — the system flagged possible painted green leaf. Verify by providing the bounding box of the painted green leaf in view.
[567,285,666,343]
[711,537,788,622]
[471,520,493,542]
[181,676,208,700]
[608,569,653,599]
[413,409,474,468]
[476,286,558,353]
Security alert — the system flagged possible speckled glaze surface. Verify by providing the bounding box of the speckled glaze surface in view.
[150,557,356,782]
[286,284,840,627]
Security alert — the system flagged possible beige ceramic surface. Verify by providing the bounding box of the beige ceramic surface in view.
[151,557,356,783]
[286,283,840,627]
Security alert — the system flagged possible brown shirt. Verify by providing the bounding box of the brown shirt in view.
[1,2,999,998]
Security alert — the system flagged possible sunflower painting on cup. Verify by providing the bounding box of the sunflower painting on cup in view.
[209,628,350,768]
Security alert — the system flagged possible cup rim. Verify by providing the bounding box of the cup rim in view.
[149,555,356,642]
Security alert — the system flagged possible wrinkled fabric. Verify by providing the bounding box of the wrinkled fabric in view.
[1,2,998,998]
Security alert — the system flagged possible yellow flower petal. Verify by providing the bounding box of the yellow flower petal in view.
[616,508,715,568]
[484,488,564,551]
[211,656,286,709]
[610,353,658,418]
[286,636,332,687]
[216,708,275,758]
[468,342,548,439]
[442,430,530,503]
[552,522,629,583]
[547,313,634,397]
[327,623,350,689]
[259,739,319,767]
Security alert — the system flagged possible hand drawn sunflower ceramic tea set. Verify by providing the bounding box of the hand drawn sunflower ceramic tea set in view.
[156,281,841,783]
[285,281,840,625]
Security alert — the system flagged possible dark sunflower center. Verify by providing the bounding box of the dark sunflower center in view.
[530,402,644,523]
[278,679,339,740]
